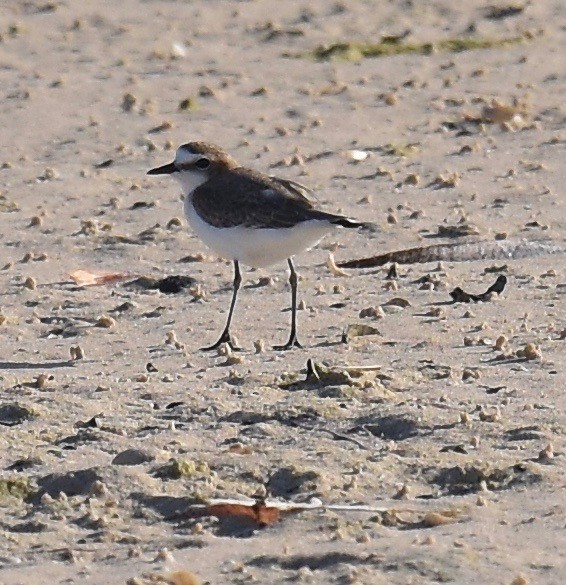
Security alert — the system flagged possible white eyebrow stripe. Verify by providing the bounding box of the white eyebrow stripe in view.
[175,149,201,166]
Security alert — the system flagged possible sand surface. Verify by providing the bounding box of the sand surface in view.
[0,1,564,584]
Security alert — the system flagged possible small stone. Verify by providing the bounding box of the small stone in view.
[155,547,175,562]
[165,571,201,585]
[479,407,501,423]
[459,412,471,424]
[178,97,198,111]
[127,547,142,558]
[112,449,154,466]
[89,481,109,496]
[422,535,436,545]
[254,339,265,354]
[470,436,480,448]
[404,173,420,186]
[495,335,507,350]
[224,353,244,366]
[423,512,454,527]
[34,373,49,389]
[23,276,37,290]
[122,93,137,112]
[510,576,529,585]
[69,345,85,360]
[393,483,410,499]
[386,213,397,224]
[462,368,480,381]
[516,343,541,360]
[41,492,55,505]
[538,443,554,461]
[29,215,42,226]
[96,315,116,328]
[42,167,58,180]
[384,92,398,106]
[359,306,385,319]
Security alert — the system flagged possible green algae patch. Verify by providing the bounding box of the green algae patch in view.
[301,35,526,62]
[0,478,36,502]
[156,458,211,480]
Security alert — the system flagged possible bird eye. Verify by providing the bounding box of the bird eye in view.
[195,157,210,170]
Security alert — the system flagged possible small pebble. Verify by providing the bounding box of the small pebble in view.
[254,339,265,354]
[516,343,541,360]
[96,315,116,328]
[459,412,471,424]
[69,345,85,360]
[386,213,397,224]
[404,173,420,185]
[495,335,507,350]
[122,93,137,112]
[90,481,109,496]
[23,276,37,290]
[383,281,398,291]
[384,92,398,106]
[359,306,385,319]
[34,373,49,389]
[479,407,501,423]
[538,443,554,461]
[127,547,142,558]
[156,547,175,562]
[393,483,410,499]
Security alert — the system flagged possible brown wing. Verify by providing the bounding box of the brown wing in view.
[191,167,330,229]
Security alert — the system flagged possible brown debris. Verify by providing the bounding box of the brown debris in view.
[338,240,564,269]
[449,275,507,303]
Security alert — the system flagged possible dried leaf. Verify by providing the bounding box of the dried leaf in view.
[196,502,281,527]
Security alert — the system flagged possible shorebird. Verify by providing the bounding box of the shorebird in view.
[148,142,364,351]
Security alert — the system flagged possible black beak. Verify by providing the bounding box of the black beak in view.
[147,161,177,175]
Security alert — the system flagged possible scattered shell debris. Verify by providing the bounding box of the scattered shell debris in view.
[0,3,563,584]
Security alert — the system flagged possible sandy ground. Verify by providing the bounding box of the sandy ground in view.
[0,1,565,584]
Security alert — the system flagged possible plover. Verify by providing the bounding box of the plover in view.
[148,142,364,351]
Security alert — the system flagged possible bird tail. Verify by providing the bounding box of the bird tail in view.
[328,216,375,230]
[330,216,364,228]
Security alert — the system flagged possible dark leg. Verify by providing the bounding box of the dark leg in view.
[201,260,242,351]
[274,258,303,350]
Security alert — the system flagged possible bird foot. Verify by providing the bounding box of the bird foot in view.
[200,331,242,352]
[273,336,303,351]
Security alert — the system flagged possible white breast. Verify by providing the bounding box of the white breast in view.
[183,196,334,268]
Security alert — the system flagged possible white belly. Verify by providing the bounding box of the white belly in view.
[184,199,334,268]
